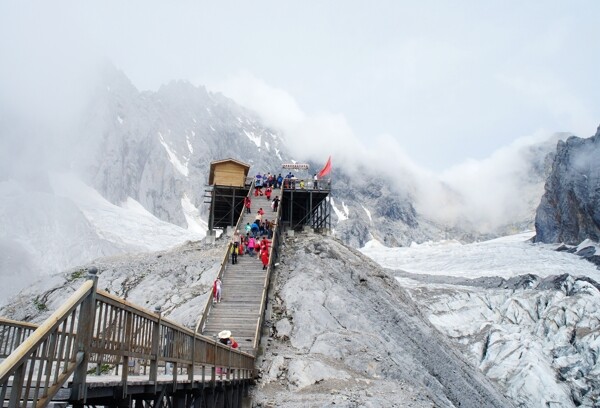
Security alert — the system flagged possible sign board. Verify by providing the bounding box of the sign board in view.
[282,163,309,169]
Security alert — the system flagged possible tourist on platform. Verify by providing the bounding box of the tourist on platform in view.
[246,236,256,256]
[218,330,238,349]
[272,196,280,212]
[260,236,270,252]
[255,174,263,196]
[244,196,252,214]
[314,173,318,190]
[277,174,283,188]
[254,212,263,227]
[245,222,251,235]
[251,221,259,238]
[231,242,238,265]
[213,278,222,303]
[265,187,272,200]
[261,247,269,270]
[238,238,245,257]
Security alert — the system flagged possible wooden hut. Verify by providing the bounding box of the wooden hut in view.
[209,158,251,187]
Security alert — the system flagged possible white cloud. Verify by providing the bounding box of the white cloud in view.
[420,130,564,231]
[210,72,429,179]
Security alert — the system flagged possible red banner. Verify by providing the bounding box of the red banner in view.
[317,156,332,178]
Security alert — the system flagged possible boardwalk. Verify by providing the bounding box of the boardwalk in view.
[203,189,277,354]
[0,179,324,407]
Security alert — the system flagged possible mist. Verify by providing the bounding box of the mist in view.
[213,73,566,233]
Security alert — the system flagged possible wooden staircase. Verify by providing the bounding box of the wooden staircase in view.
[202,189,277,354]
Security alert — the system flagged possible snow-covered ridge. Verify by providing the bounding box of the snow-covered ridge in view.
[50,173,203,250]
[0,173,205,306]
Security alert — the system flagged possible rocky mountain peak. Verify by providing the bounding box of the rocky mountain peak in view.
[534,125,600,244]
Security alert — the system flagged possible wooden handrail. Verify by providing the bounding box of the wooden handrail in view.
[0,280,94,382]
[1,269,255,408]
[252,185,284,352]
[0,318,39,330]
[0,318,39,358]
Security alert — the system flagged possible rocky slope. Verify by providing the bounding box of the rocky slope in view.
[535,125,600,244]
[251,233,512,407]
[0,238,224,327]
[1,231,512,408]
[397,272,600,407]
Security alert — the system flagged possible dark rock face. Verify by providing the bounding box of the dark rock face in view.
[535,126,600,244]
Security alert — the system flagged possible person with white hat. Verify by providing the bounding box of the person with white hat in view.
[218,330,238,349]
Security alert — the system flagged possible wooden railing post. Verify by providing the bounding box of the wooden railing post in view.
[149,306,161,388]
[70,267,98,402]
[121,309,133,398]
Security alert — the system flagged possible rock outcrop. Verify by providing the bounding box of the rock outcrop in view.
[535,125,600,244]
[252,233,512,407]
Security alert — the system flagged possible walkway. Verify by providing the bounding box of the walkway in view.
[202,188,279,355]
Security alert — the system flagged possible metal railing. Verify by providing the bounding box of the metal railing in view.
[0,268,255,408]
[282,177,331,191]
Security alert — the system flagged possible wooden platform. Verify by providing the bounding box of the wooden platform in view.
[203,190,276,353]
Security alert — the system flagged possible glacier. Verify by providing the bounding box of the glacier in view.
[362,232,600,407]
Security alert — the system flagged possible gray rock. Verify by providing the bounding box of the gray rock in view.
[535,125,600,244]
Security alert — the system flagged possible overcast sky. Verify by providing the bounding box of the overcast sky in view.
[1,1,599,171]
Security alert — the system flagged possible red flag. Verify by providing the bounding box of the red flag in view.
[317,156,332,178]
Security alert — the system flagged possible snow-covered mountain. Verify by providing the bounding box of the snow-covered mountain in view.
[0,63,569,306]
[0,65,290,300]
[77,65,288,227]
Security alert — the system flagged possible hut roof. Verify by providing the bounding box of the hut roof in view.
[208,158,251,185]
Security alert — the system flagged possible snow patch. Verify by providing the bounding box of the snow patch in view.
[49,173,203,251]
[329,197,348,221]
[117,115,123,124]
[186,134,194,154]
[243,130,261,148]
[362,205,372,222]
[158,132,189,177]
[362,231,600,281]
[275,148,282,160]
[181,194,207,234]
[577,239,600,255]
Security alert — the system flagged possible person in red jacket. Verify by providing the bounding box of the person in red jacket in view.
[218,330,238,348]
[261,247,269,270]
